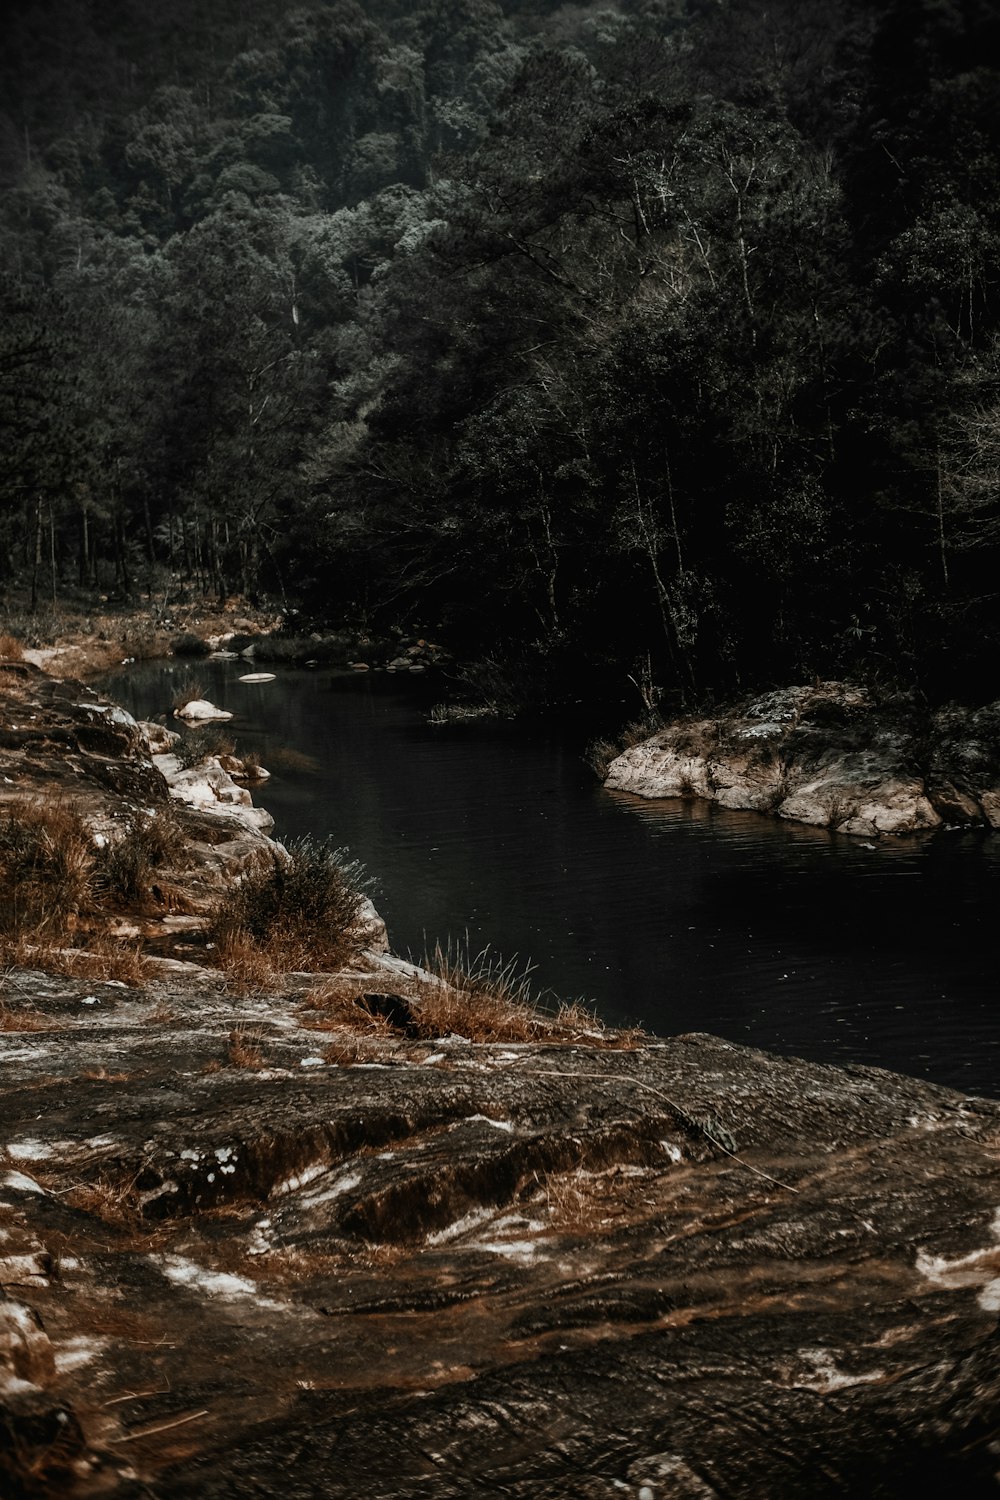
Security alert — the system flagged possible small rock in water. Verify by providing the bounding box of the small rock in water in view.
[238,673,277,684]
[174,699,234,721]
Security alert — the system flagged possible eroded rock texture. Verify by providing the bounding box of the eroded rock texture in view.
[606,682,1000,837]
[1,968,999,1497]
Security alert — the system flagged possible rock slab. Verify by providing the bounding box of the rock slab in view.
[606,682,1000,836]
[1,971,999,1497]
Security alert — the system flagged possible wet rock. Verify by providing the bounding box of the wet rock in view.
[607,682,1000,837]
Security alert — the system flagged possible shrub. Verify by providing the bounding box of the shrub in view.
[94,810,186,904]
[585,714,663,779]
[0,800,95,936]
[175,724,236,768]
[213,837,372,976]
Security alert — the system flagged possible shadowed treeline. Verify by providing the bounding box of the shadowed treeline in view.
[2,0,999,706]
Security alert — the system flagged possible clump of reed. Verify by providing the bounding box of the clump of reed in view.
[213,837,373,986]
[174,723,236,768]
[411,940,627,1046]
[0,798,187,981]
[0,800,95,938]
[585,713,664,780]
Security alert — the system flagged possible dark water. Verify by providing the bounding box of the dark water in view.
[101,659,1000,1098]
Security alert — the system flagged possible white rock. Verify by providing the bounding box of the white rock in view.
[174,699,233,722]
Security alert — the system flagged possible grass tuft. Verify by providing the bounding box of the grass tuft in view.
[0,799,96,937]
[170,672,205,710]
[94,810,186,905]
[585,714,663,779]
[174,724,237,768]
[412,940,546,1042]
[0,1000,57,1032]
[0,632,24,660]
[213,838,372,980]
[228,1024,266,1068]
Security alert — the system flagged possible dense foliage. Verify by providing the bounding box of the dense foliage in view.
[2,0,1000,705]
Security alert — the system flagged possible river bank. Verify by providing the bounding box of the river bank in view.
[11,601,1000,845]
[604,680,1000,838]
[1,655,1000,1495]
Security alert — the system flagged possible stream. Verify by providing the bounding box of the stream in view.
[101,659,1000,1098]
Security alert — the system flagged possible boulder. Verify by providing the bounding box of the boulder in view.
[139,720,180,755]
[173,699,233,722]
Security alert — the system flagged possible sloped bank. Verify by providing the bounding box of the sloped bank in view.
[605,681,1000,837]
[2,981,1000,1498]
[2,663,1000,1496]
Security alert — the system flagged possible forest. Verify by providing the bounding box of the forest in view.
[2,0,1000,709]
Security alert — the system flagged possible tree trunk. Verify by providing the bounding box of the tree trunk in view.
[29,499,42,612]
[79,501,88,587]
[49,504,58,609]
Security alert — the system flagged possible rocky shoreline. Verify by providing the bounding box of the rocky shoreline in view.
[2,661,1000,1496]
[605,681,1000,838]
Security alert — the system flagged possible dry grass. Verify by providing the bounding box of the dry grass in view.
[408,942,546,1042]
[536,1170,600,1229]
[0,631,24,659]
[322,1033,392,1066]
[214,927,281,991]
[0,798,166,980]
[64,1171,144,1229]
[301,950,644,1050]
[227,1024,266,1068]
[299,983,401,1035]
[95,809,188,906]
[585,715,663,779]
[407,941,635,1046]
[0,798,96,937]
[0,998,57,1031]
[212,839,371,982]
[170,673,205,710]
[532,1167,637,1233]
[0,933,150,986]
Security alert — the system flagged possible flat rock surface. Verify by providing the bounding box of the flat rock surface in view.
[2,968,999,1497]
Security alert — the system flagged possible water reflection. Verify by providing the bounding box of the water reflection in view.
[101,660,1000,1098]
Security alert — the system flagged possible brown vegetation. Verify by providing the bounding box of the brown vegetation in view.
[0,799,174,981]
[212,839,371,983]
[0,799,95,937]
[412,941,634,1045]
[0,999,56,1032]
[227,1024,266,1069]
[585,715,664,780]
[301,942,641,1051]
